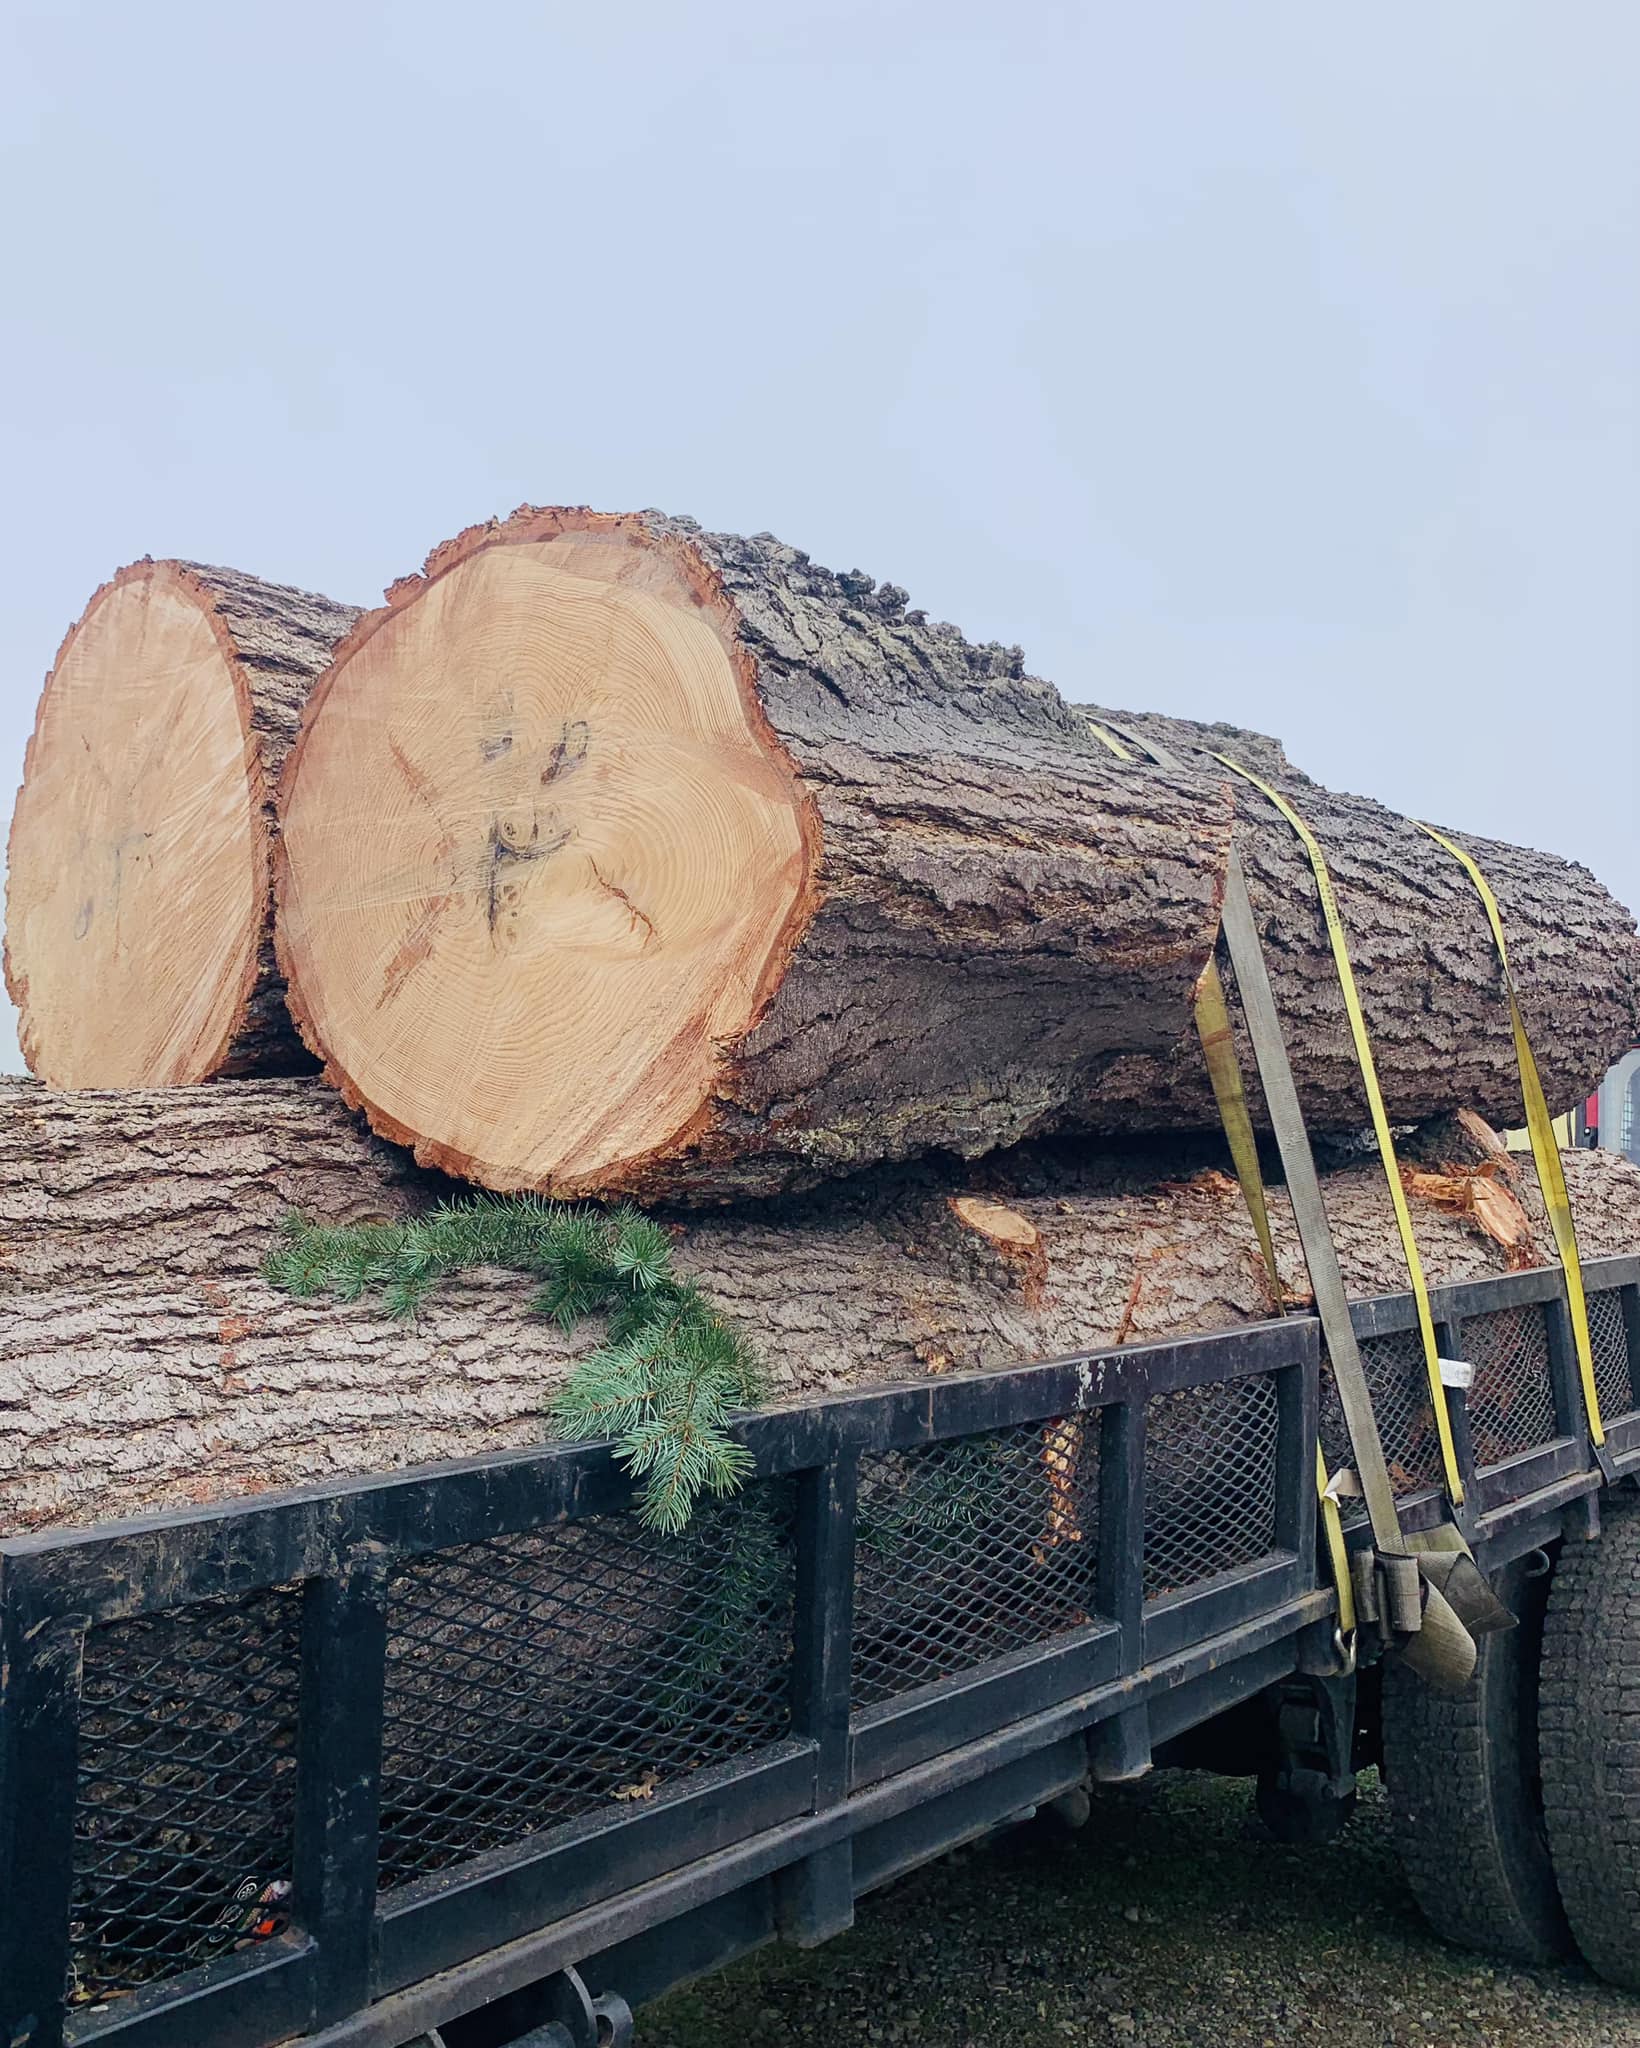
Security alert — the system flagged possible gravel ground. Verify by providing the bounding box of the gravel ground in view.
[646,1773,1640,2048]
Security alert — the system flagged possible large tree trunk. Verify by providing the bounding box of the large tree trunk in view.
[275,508,1640,1202]
[275,509,1233,1200]
[6,1075,1638,1534]
[5,561,359,1086]
[1077,707,1640,1139]
[0,1075,427,1290]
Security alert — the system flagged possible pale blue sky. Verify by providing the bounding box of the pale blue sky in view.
[3,1,1635,1073]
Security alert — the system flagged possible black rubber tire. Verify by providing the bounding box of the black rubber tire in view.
[1381,1551,1571,1964]
[1255,1765,1357,1844]
[1540,1496,1640,1987]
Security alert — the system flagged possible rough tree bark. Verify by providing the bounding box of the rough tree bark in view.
[0,1075,427,1289]
[5,560,359,1085]
[1079,707,1640,1137]
[275,507,1233,1200]
[5,1076,1638,1534]
[275,507,1640,1202]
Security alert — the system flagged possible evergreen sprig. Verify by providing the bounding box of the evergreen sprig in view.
[263,1196,766,1534]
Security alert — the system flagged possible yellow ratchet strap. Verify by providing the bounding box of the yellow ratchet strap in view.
[1195,953,1360,1638]
[1213,753,1466,1508]
[1194,957,1284,1315]
[1105,725,1363,1634]
[1416,822,1605,1447]
[1317,1443,1358,1635]
[1084,717,1135,761]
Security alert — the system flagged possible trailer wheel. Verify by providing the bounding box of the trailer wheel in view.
[1539,1497,1640,1987]
[1381,1552,1570,1965]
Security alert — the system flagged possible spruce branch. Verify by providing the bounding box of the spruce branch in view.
[263,1197,766,1532]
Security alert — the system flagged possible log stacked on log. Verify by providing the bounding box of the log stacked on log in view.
[5,1073,1640,1535]
[4,511,1638,1542]
[8,512,1638,1204]
[4,562,358,1085]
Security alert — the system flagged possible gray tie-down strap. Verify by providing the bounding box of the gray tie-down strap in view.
[1217,843,1508,1689]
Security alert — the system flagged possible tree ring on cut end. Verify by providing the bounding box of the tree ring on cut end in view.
[277,513,816,1192]
[5,563,268,1086]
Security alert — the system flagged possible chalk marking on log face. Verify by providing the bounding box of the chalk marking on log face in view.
[378,895,456,1009]
[542,718,591,783]
[388,735,441,815]
[485,815,575,940]
[478,689,516,763]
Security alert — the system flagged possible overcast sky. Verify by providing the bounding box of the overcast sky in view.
[3,1,1635,1075]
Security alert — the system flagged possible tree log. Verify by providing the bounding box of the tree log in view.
[5,560,359,1085]
[275,508,1640,1201]
[5,1075,1638,1534]
[1081,708,1640,1140]
[274,508,1232,1199]
[0,1076,426,1291]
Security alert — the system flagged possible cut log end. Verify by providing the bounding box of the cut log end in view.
[951,1193,1049,1305]
[267,503,1638,1202]
[277,511,817,1193]
[950,1193,1040,1252]
[5,562,269,1087]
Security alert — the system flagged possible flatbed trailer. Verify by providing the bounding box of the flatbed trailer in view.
[5,1251,1640,2048]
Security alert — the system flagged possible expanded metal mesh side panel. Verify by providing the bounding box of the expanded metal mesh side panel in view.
[1318,1329,1443,1524]
[68,1587,302,2011]
[1463,1304,1559,1466]
[1143,1374,1281,1599]
[376,1485,796,1889]
[1588,1289,1637,1426]
[851,1418,1101,1711]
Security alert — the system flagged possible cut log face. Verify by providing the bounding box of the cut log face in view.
[5,561,359,1085]
[8,567,254,1085]
[277,508,1231,1199]
[277,524,814,1187]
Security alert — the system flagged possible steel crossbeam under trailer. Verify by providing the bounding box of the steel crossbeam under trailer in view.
[5,1256,1640,2048]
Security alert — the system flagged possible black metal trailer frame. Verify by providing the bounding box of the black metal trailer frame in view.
[4,1252,1639,2048]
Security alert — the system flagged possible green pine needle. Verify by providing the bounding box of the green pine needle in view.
[263,1196,766,1532]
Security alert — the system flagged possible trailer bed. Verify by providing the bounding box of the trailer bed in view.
[3,1253,1638,2048]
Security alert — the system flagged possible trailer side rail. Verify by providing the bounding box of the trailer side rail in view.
[1,1252,1636,2048]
